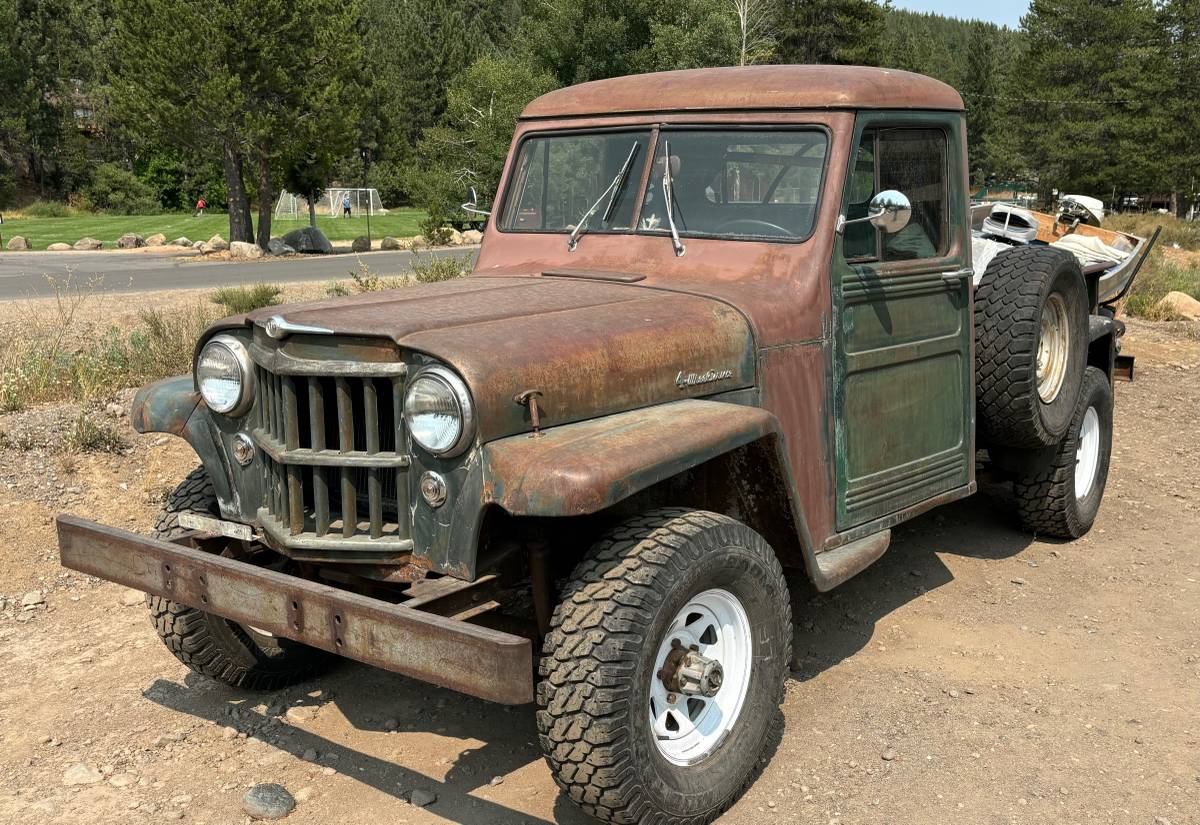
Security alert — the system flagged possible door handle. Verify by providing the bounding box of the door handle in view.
[942,267,973,284]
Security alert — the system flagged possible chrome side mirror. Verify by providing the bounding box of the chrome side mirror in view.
[461,186,491,217]
[836,189,912,234]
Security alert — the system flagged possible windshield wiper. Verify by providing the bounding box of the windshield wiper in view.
[567,142,640,251]
[661,139,685,257]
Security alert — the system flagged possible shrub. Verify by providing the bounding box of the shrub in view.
[210,283,282,315]
[411,252,470,283]
[347,261,402,293]
[1105,213,1200,252]
[18,200,76,218]
[82,163,161,214]
[419,210,453,246]
[64,413,127,454]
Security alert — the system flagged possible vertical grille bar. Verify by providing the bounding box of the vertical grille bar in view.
[336,378,356,537]
[282,377,303,535]
[392,378,409,536]
[363,380,383,539]
[309,379,330,536]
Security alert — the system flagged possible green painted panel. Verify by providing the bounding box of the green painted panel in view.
[844,290,961,354]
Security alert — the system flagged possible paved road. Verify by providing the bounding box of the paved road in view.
[0,246,478,300]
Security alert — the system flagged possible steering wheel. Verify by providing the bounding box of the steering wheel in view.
[712,218,796,238]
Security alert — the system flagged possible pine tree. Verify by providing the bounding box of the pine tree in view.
[774,0,886,66]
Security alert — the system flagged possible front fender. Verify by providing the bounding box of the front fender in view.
[481,399,778,516]
[130,375,239,518]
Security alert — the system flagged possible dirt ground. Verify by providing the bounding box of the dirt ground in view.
[0,315,1197,825]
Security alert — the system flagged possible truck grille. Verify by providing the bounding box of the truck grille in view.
[249,353,412,561]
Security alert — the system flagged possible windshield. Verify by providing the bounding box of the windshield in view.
[499,131,650,233]
[499,127,828,243]
[639,129,827,241]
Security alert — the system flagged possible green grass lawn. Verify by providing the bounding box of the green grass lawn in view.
[1,209,427,251]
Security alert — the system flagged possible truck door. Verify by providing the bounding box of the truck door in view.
[830,113,973,531]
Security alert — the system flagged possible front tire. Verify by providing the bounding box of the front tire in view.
[147,466,330,690]
[536,509,791,824]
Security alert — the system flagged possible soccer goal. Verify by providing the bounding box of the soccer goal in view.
[273,188,387,220]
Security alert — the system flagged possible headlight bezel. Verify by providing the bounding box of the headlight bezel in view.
[195,333,255,417]
[403,365,475,458]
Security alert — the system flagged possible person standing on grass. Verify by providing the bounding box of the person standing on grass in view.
[341,192,351,218]
[195,197,206,217]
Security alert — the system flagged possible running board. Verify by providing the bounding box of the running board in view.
[807,530,891,592]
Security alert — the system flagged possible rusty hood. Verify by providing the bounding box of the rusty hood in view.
[229,275,756,441]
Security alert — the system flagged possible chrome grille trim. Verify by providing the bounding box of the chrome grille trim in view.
[248,347,411,559]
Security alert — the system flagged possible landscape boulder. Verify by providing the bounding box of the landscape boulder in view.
[351,235,371,253]
[1156,290,1200,321]
[229,241,264,260]
[267,238,295,256]
[73,237,102,250]
[47,242,72,251]
[206,234,229,251]
[461,229,484,245]
[448,228,465,246]
[5,235,30,250]
[281,226,333,255]
[194,242,211,254]
[168,237,192,247]
[117,232,145,249]
[380,236,411,251]
[145,233,167,246]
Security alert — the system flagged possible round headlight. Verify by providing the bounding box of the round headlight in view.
[404,366,474,457]
[196,335,253,416]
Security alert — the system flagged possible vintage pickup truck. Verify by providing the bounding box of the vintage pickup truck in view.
[58,66,1134,824]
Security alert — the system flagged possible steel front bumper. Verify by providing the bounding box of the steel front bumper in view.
[55,515,533,704]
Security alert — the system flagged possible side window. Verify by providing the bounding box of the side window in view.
[841,127,949,263]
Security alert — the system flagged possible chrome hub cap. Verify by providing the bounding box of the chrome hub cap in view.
[649,588,752,765]
[1075,406,1101,499]
[1037,294,1070,403]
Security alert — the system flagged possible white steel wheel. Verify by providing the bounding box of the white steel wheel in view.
[1037,293,1071,403]
[1075,406,1101,499]
[649,588,753,766]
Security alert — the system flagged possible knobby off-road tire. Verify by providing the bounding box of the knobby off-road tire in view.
[1012,367,1113,538]
[536,509,792,825]
[975,245,1088,449]
[147,466,330,690]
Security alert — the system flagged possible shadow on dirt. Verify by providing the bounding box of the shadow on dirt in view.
[787,486,1034,680]
[144,486,1031,824]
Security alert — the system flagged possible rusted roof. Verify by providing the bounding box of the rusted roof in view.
[522,65,964,119]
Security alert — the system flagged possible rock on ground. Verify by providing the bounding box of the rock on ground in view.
[242,783,295,820]
[73,237,102,250]
[117,233,145,249]
[6,235,30,250]
[351,236,371,253]
[194,242,211,254]
[1156,290,1200,321]
[47,242,72,251]
[380,236,412,251]
[229,241,263,259]
[409,789,436,807]
[281,226,333,255]
[448,229,465,245]
[62,763,103,786]
[144,233,167,246]
[462,229,484,244]
[168,237,192,247]
[206,234,229,251]
[267,238,294,255]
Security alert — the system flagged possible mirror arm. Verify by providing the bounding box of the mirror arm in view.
[835,207,884,234]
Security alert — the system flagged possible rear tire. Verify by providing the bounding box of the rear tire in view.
[147,466,330,691]
[975,246,1088,448]
[1012,367,1113,538]
[536,509,791,824]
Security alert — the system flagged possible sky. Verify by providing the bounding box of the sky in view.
[889,0,1030,28]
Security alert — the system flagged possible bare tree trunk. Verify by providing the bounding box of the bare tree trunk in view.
[222,139,253,243]
[308,194,317,228]
[255,148,273,250]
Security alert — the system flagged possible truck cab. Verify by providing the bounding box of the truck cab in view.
[58,66,1119,825]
